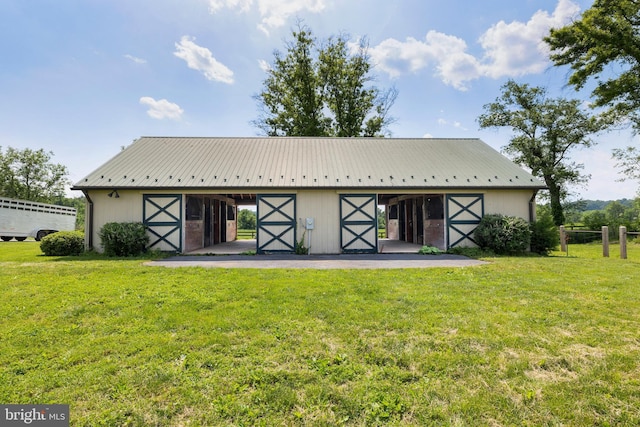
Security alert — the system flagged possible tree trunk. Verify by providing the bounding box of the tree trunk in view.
[547,181,565,226]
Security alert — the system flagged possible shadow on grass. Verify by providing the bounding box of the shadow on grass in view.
[41,250,173,262]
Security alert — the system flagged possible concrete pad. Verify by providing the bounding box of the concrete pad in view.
[147,253,487,269]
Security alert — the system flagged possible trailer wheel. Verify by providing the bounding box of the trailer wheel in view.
[35,231,48,241]
[15,237,27,242]
[1,236,12,242]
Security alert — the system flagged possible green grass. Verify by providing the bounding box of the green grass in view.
[1,241,639,425]
[237,229,256,240]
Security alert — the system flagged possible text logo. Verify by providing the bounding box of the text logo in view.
[1,405,69,426]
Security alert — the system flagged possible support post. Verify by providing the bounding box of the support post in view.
[560,225,567,252]
[602,226,609,257]
[620,226,628,259]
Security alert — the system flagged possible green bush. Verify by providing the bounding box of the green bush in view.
[99,222,149,257]
[418,245,444,255]
[530,211,559,255]
[40,231,85,256]
[474,214,531,255]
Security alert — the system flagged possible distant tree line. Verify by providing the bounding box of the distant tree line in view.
[0,146,69,202]
[553,198,640,236]
[0,146,84,230]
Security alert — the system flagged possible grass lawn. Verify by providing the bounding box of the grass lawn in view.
[1,241,639,426]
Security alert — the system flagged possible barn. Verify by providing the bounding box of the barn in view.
[72,137,546,254]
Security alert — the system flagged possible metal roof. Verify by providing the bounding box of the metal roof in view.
[72,137,545,190]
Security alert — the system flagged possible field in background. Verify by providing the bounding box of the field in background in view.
[1,242,639,425]
[236,229,256,240]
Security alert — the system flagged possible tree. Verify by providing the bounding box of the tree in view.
[478,80,604,226]
[0,146,70,203]
[581,210,607,231]
[237,209,257,230]
[545,0,640,128]
[612,146,640,191]
[58,196,86,230]
[253,25,396,137]
[545,0,640,188]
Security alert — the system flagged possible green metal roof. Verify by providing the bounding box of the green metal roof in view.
[73,137,545,190]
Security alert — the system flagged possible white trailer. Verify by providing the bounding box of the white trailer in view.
[0,197,77,241]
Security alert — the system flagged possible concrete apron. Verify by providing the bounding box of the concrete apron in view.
[186,238,433,255]
[149,238,487,269]
[147,254,486,269]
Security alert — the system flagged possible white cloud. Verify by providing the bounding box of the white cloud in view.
[209,0,253,14]
[369,0,580,90]
[258,59,271,72]
[479,0,580,78]
[436,118,468,131]
[209,0,326,35]
[139,97,184,120]
[124,54,147,64]
[174,36,234,84]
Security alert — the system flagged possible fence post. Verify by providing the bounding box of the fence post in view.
[620,226,628,259]
[602,226,609,257]
[560,225,567,252]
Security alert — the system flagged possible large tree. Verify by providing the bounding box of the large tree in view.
[545,0,640,127]
[478,80,604,226]
[613,146,640,191]
[545,0,640,187]
[253,26,396,137]
[0,146,70,203]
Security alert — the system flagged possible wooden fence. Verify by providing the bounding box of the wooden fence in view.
[560,225,638,259]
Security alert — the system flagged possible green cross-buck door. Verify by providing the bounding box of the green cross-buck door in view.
[446,194,484,248]
[143,194,183,252]
[257,194,296,254]
[340,194,378,253]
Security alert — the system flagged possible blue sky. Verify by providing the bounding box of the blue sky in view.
[1,0,637,200]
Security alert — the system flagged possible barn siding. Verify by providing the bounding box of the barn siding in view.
[87,190,144,252]
[83,188,538,254]
[483,189,535,221]
[296,190,341,254]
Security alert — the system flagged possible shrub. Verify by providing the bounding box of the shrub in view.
[418,245,444,255]
[581,210,607,231]
[530,210,559,255]
[40,231,85,256]
[474,214,531,255]
[99,222,149,257]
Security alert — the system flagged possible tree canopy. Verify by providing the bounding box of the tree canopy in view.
[253,25,396,137]
[545,0,640,190]
[0,146,70,203]
[546,0,640,125]
[478,80,604,226]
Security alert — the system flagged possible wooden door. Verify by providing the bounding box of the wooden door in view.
[340,194,378,253]
[257,194,296,254]
[143,194,182,252]
[446,194,484,248]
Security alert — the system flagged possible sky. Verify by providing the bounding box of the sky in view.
[1,0,638,201]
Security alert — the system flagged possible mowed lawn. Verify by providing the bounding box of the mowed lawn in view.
[1,242,639,426]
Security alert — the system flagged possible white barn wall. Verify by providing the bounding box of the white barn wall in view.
[83,188,538,254]
[86,190,144,252]
[296,190,341,254]
[483,189,535,221]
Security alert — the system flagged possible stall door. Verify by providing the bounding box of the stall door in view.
[257,194,296,254]
[143,194,182,252]
[340,194,378,253]
[447,194,483,248]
